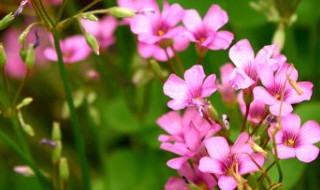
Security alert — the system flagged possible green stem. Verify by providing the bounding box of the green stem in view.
[52,30,91,190]
[241,103,250,132]
[0,129,52,189]
[164,48,178,74]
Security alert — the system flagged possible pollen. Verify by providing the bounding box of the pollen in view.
[157,30,164,36]
[286,139,295,147]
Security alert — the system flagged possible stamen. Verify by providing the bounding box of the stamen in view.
[158,30,164,36]
[199,37,205,43]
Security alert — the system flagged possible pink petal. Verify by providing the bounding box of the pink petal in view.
[160,142,188,156]
[199,157,224,174]
[299,120,320,144]
[167,99,188,110]
[256,64,275,89]
[253,86,277,105]
[138,34,160,44]
[43,48,58,61]
[203,5,228,31]
[295,144,319,163]
[184,65,206,97]
[165,177,188,190]
[269,101,293,116]
[201,74,217,97]
[238,153,264,175]
[172,29,190,51]
[130,14,152,35]
[167,157,189,169]
[162,3,185,27]
[218,176,237,190]
[182,9,203,34]
[275,63,298,86]
[229,68,255,90]
[207,31,234,50]
[204,137,230,160]
[164,74,189,99]
[156,111,182,135]
[231,132,253,155]
[220,63,234,85]
[183,122,201,152]
[255,45,277,65]
[276,144,296,159]
[285,82,313,104]
[229,39,255,69]
[280,114,301,133]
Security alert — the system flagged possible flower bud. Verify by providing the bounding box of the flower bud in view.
[81,13,99,21]
[0,13,14,30]
[250,142,267,156]
[52,122,61,141]
[85,33,100,55]
[208,101,219,122]
[287,77,303,95]
[108,7,136,18]
[19,26,32,44]
[0,43,6,67]
[25,44,35,69]
[13,166,34,177]
[52,141,62,162]
[59,157,69,181]
[18,111,35,136]
[16,97,33,110]
[20,47,27,62]
[272,26,285,52]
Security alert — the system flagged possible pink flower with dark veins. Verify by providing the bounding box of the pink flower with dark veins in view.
[199,133,264,190]
[81,16,117,50]
[238,91,266,124]
[271,114,320,163]
[163,65,217,111]
[229,39,286,90]
[157,108,220,169]
[182,5,234,51]
[253,63,313,116]
[44,35,91,64]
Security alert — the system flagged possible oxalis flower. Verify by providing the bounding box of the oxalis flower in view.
[270,114,320,163]
[253,63,313,116]
[229,39,286,90]
[157,108,220,169]
[163,65,217,111]
[182,4,234,51]
[199,133,264,190]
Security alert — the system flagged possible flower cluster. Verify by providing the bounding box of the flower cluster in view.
[143,1,320,190]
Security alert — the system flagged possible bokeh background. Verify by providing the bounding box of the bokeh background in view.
[0,0,319,189]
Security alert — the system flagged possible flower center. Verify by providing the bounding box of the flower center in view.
[285,138,295,147]
[199,37,206,43]
[157,30,165,36]
[274,93,281,100]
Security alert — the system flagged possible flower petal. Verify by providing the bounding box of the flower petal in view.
[229,68,255,90]
[199,157,224,174]
[182,9,203,34]
[164,74,189,100]
[276,144,295,159]
[204,137,230,160]
[256,64,275,89]
[167,157,189,169]
[238,153,264,175]
[130,14,152,35]
[299,120,320,144]
[183,122,201,152]
[167,99,188,110]
[203,5,228,31]
[269,101,293,116]
[285,82,313,104]
[184,65,206,97]
[207,31,234,50]
[218,176,237,190]
[229,39,255,69]
[157,111,182,135]
[253,86,277,105]
[161,3,185,27]
[201,74,217,97]
[295,144,319,163]
[280,114,301,134]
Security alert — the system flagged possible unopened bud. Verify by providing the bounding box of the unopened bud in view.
[13,166,34,177]
[272,26,285,52]
[81,13,99,21]
[19,26,32,44]
[287,77,304,95]
[18,111,35,136]
[108,7,136,18]
[52,122,61,141]
[25,44,35,69]
[250,142,267,156]
[0,13,14,30]
[20,47,27,62]
[59,157,69,181]
[0,43,6,67]
[85,33,100,55]
[208,102,219,122]
[16,97,33,110]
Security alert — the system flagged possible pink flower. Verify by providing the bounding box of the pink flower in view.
[238,91,266,124]
[199,133,264,190]
[165,162,217,189]
[217,63,236,104]
[253,63,313,116]
[157,108,220,169]
[130,2,189,60]
[271,114,320,163]
[229,39,286,90]
[163,65,217,110]
[44,35,91,63]
[117,0,157,12]
[81,16,117,50]
[182,5,234,51]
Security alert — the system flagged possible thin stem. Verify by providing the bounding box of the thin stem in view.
[0,129,52,189]
[272,132,283,183]
[52,30,91,190]
[170,46,184,73]
[57,0,70,21]
[241,103,250,132]
[13,70,28,106]
[250,113,269,136]
[78,0,102,13]
[164,48,178,74]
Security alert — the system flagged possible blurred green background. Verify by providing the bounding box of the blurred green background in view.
[0,0,320,189]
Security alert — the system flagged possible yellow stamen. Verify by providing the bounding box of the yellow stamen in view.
[158,30,164,36]
[286,139,295,147]
[199,37,205,43]
[274,93,281,100]
[288,77,304,95]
